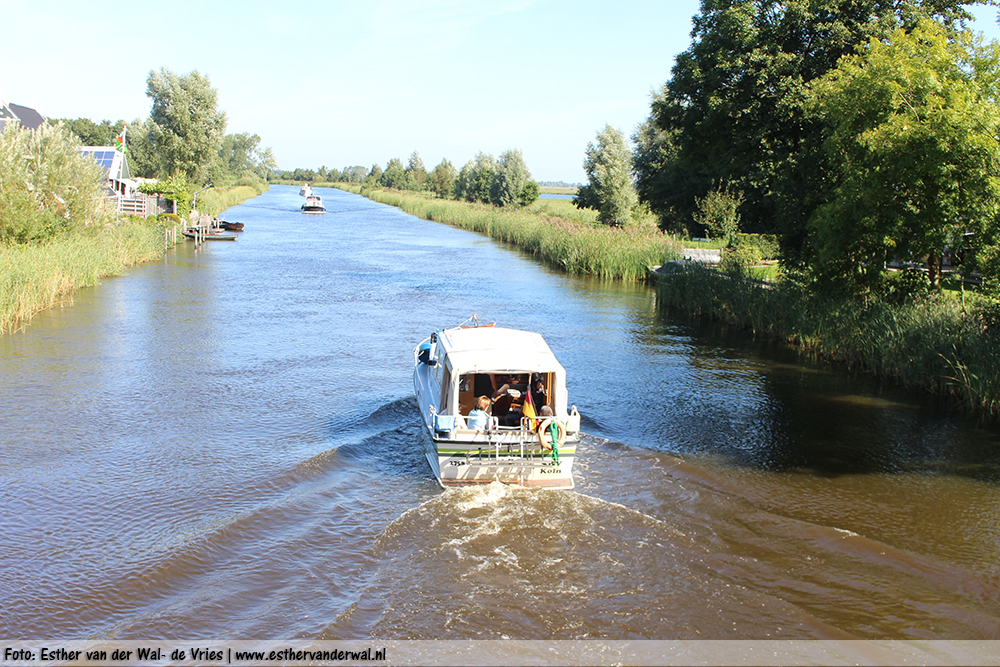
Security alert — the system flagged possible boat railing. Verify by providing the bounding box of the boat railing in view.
[465,418,552,468]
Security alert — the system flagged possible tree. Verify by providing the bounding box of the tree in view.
[0,123,107,243]
[51,118,123,147]
[427,159,457,198]
[211,132,271,182]
[576,124,637,225]
[380,157,407,189]
[693,187,743,243]
[122,118,158,179]
[634,0,987,256]
[146,68,227,184]
[406,151,427,190]
[455,152,497,203]
[807,20,1000,290]
[490,149,536,207]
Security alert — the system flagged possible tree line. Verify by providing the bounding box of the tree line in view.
[577,0,1000,295]
[278,148,542,209]
[51,68,276,214]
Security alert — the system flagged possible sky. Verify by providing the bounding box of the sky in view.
[2,1,1000,183]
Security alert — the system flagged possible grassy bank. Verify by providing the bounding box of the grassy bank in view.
[337,185,681,280]
[655,263,1000,418]
[1,222,170,333]
[2,182,267,334]
[196,178,269,216]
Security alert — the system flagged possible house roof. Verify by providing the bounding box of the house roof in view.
[0,101,45,130]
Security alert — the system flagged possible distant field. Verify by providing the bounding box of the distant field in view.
[540,185,578,195]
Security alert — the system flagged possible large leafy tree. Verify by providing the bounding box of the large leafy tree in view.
[427,159,457,198]
[807,20,1000,290]
[146,68,227,184]
[380,157,407,189]
[455,152,497,204]
[490,149,538,207]
[211,132,274,181]
[50,118,123,147]
[634,0,987,256]
[575,124,637,226]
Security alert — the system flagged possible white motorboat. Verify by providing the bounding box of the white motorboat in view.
[299,184,312,197]
[301,194,325,212]
[413,316,581,489]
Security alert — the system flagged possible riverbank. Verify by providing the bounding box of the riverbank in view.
[654,262,1000,419]
[0,182,268,334]
[196,178,269,217]
[335,184,682,280]
[0,222,169,333]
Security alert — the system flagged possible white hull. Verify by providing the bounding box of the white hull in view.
[422,439,577,489]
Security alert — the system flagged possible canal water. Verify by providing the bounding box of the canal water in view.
[1,185,998,642]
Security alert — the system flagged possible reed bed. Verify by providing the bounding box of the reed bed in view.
[0,223,168,333]
[339,186,681,281]
[196,179,269,216]
[656,264,1000,418]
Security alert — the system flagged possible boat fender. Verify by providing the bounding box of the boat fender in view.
[537,418,566,462]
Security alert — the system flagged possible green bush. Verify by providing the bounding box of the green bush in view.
[0,123,109,244]
[720,244,762,270]
[733,233,780,260]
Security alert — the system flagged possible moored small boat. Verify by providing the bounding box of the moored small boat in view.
[219,221,244,231]
[182,229,238,241]
[301,195,325,212]
[413,315,581,489]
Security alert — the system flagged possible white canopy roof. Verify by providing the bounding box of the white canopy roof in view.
[437,326,565,375]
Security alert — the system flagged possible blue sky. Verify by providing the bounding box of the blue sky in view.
[2,1,999,183]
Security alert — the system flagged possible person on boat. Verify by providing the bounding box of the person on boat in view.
[466,395,491,430]
[530,376,547,410]
[492,374,530,425]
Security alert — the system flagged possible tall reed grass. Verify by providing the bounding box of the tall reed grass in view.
[339,186,681,281]
[656,263,1000,418]
[196,178,269,216]
[0,222,170,333]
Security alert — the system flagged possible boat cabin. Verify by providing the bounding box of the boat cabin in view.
[416,325,574,435]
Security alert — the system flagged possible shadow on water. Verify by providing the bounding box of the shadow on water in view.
[643,309,1000,484]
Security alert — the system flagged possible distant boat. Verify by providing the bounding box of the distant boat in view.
[219,221,244,231]
[299,184,312,197]
[301,195,325,212]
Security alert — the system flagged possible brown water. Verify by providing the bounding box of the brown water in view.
[1,185,998,642]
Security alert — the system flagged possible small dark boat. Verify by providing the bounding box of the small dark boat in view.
[219,221,244,231]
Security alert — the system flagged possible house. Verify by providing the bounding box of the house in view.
[80,146,135,198]
[0,100,46,130]
[80,138,172,217]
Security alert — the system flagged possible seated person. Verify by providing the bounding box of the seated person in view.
[466,395,491,430]
[530,377,547,410]
[492,375,532,426]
